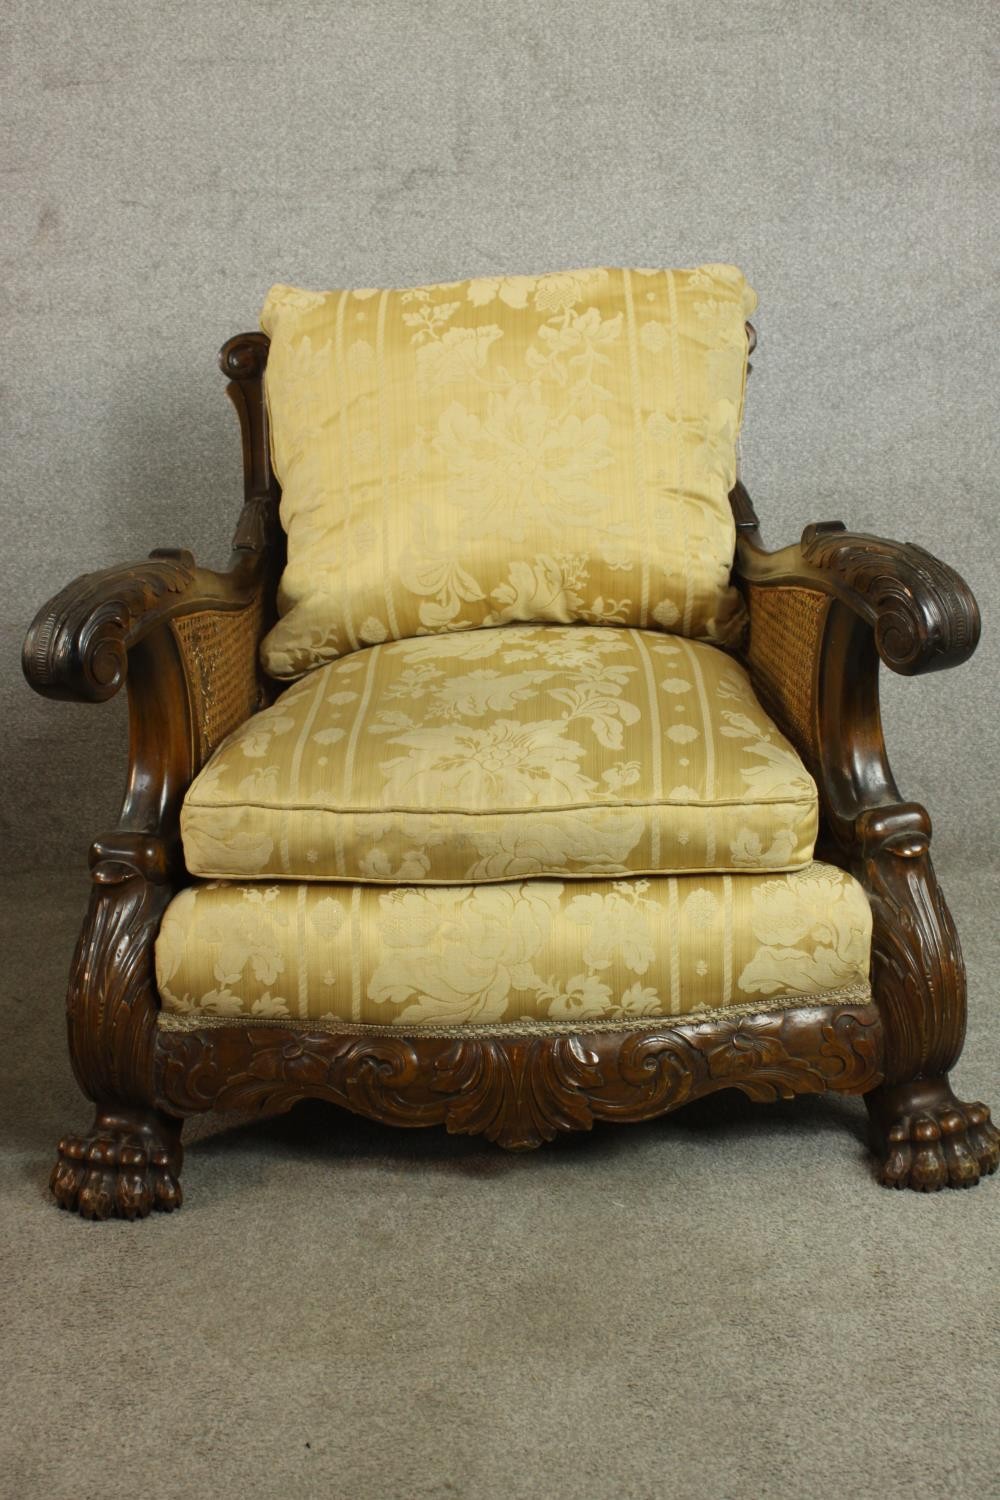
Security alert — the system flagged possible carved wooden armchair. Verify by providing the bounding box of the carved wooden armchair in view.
[24,265,997,1218]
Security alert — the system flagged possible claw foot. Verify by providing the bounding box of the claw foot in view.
[50,1108,183,1219]
[867,1078,999,1191]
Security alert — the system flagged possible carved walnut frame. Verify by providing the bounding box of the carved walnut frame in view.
[23,328,997,1218]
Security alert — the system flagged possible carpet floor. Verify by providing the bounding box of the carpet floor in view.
[1,862,997,1500]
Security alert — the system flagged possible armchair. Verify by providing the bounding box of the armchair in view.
[24,276,997,1218]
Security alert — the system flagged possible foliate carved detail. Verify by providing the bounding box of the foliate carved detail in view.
[801,521,980,676]
[154,1004,883,1151]
[67,837,172,1105]
[431,1037,605,1149]
[46,836,184,1219]
[857,801,999,1185]
[232,493,278,555]
[856,805,965,1084]
[23,553,195,702]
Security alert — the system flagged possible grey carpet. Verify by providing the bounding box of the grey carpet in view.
[1,860,997,1500]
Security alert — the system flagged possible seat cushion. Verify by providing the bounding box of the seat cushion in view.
[259,264,756,679]
[181,625,817,883]
[155,864,872,1033]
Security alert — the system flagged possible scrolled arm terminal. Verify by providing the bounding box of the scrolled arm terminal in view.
[23,550,261,705]
[799,521,980,676]
[735,517,980,679]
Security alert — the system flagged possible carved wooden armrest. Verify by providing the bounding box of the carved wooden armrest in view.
[24,333,281,785]
[774,520,977,675]
[731,501,981,786]
[729,496,996,1170]
[23,549,256,700]
[735,510,979,673]
[23,544,271,853]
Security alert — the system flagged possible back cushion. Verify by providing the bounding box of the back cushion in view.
[260,264,756,679]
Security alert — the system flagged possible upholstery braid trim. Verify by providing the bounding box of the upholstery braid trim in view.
[156,982,873,1040]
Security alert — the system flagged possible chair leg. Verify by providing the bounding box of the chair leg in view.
[53,835,185,1219]
[862,821,998,1190]
[866,1077,999,1191]
[51,1105,183,1219]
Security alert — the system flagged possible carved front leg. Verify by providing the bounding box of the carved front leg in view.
[859,807,998,1190]
[55,835,185,1219]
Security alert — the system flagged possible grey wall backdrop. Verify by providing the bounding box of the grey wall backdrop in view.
[4,0,997,882]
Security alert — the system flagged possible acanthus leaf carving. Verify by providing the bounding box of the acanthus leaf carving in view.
[67,839,172,1106]
[431,1035,606,1149]
[153,1004,884,1153]
[853,804,963,1084]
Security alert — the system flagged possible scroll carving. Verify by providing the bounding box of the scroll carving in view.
[801,521,980,675]
[155,1004,883,1152]
[22,553,196,702]
[219,330,269,384]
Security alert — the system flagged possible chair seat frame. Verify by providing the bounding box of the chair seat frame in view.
[23,330,997,1218]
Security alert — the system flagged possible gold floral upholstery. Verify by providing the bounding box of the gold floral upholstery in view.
[259,265,756,679]
[159,266,876,1049]
[181,625,818,883]
[154,863,872,1034]
[162,264,871,1045]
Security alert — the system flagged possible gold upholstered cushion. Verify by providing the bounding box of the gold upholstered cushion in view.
[180,624,817,883]
[154,863,872,1033]
[259,265,756,679]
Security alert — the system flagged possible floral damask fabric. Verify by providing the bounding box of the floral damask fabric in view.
[154,863,872,1032]
[181,624,817,883]
[259,264,757,679]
